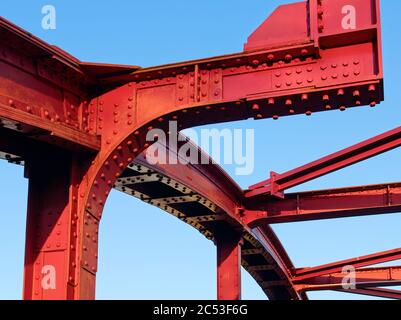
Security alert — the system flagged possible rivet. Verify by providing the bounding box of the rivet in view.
[285,54,292,62]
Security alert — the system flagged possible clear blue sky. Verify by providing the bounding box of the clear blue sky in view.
[0,0,400,300]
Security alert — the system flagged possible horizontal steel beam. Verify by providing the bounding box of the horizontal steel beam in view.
[294,266,401,291]
[294,248,401,281]
[336,288,401,300]
[247,126,401,198]
[0,103,100,151]
[296,280,401,292]
[245,182,401,225]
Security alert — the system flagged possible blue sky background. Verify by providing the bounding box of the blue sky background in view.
[0,0,400,300]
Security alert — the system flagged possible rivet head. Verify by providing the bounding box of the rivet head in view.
[285,54,292,62]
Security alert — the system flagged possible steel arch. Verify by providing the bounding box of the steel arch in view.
[1,0,400,300]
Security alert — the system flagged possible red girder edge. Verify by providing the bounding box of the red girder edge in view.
[131,137,301,300]
[0,0,388,300]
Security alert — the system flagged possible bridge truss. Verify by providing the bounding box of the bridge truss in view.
[1,0,399,300]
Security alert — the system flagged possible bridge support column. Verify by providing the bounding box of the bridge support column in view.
[215,227,242,300]
[23,152,98,300]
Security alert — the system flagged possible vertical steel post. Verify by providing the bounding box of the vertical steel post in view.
[23,152,97,299]
[215,227,242,300]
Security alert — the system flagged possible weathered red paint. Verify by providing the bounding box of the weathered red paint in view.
[1,0,400,300]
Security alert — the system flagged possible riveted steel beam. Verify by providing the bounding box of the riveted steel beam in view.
[247,126,401,198]
[336,288,401,300]
[245,182,401,225]
[294,266,401,291]
[295,249,401,281]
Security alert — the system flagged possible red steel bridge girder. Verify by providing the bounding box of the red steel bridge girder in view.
[0,0,396,300]
[216,228,242,300]
[244,181,401,225]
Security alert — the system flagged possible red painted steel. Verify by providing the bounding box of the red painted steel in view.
[1,0,399,300]
[245,182,401,225]
[336,288,401,300]
[216,228,242,300]
[294,266,401,291]
[247,125,401,198]
[294,248,401,281]
[133,145,300,300]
